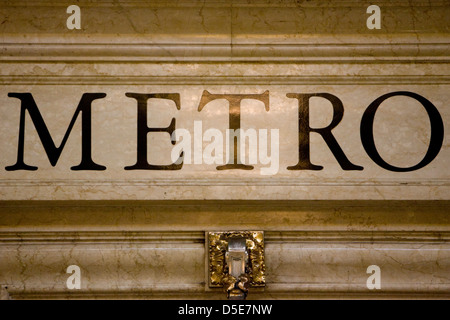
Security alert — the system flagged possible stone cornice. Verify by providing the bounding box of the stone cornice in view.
[1,39,448,63]
[2,0,449,8]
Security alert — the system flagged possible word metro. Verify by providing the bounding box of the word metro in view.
[3,90,444,175]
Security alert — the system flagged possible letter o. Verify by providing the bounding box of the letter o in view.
[360,91,444,172]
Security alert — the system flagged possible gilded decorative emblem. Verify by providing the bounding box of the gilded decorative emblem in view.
[208,231,265,291]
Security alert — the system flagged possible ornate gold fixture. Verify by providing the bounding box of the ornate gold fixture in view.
[208,231,265,300]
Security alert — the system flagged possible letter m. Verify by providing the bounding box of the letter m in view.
[6,93,106,171]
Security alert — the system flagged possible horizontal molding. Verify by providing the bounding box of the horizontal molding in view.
[0,187,448,200]
[0,179,448,187]
[0,231,205,244]
[6,290,450,300]
[1,201,448,299]
[0,230,448,244]
[6,284,450,297]
[261,283,450,294]
[0,178,449,202]
[3,0,449,8]
[1,43,448,63]
[265,231,450,243]
[2,235,449,299]
[1,200,447,233]
[5,286,218,300]
[1,75,450,85]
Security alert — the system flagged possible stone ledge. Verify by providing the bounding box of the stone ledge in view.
[1,200,449,231]
[1,238,448,299]
[1,230,449,244]
[1,41,448,63]
[1,201,448,299]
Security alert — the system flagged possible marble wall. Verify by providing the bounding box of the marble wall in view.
[0,201,449,299]
[0,0,448,299]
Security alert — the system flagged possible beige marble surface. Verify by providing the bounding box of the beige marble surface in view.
[1,236,449,299]
[0,0,449,299]
[0,201,448,299]
[0,81,448,200]
[0,1,449,200]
